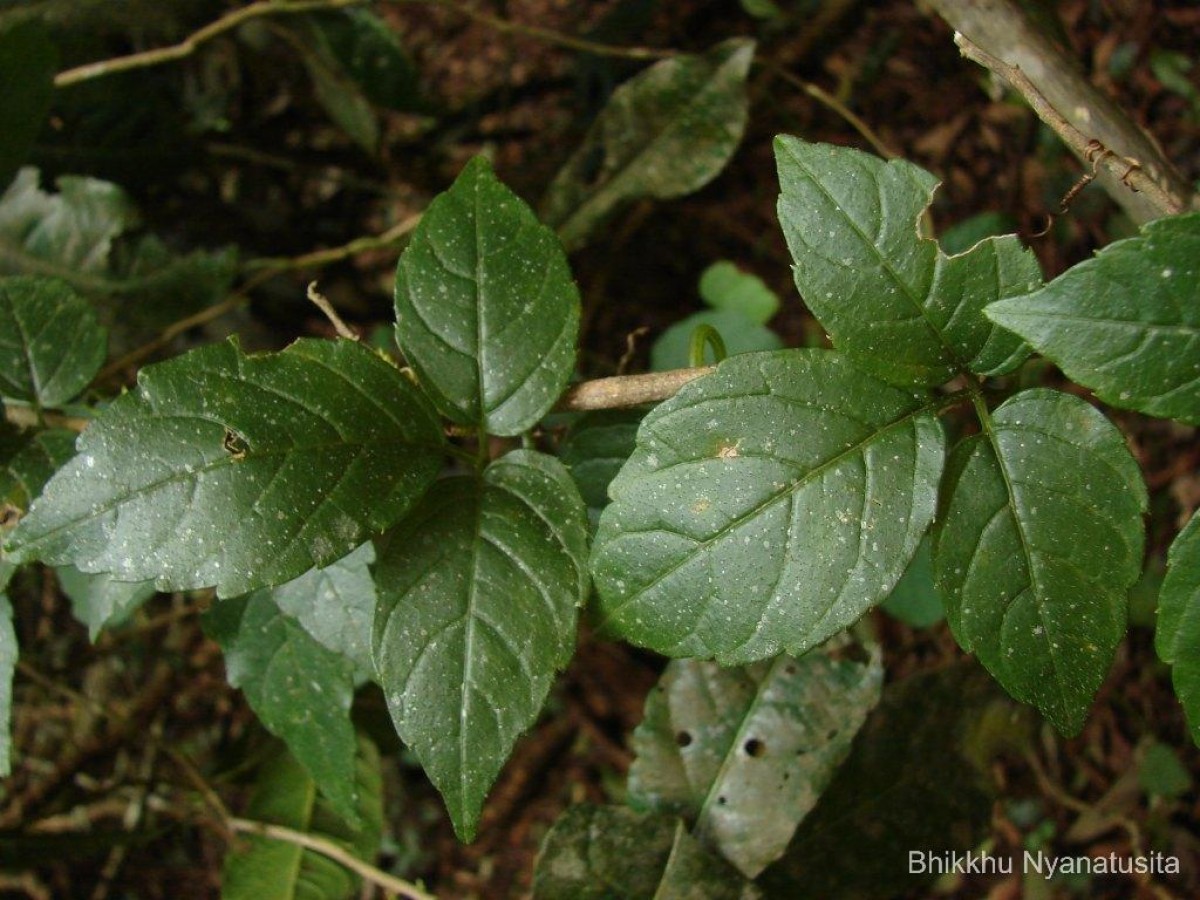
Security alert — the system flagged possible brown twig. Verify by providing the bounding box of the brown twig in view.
[554,367,713,412]
[54,0,366,88]
[306,282,358,341]
[955,36,1183,219]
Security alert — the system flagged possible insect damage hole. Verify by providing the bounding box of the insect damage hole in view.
[222,427,249,461]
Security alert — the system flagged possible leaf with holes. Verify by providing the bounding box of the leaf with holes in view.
[205,590,361,825]
[542,39,754,253]
[932,389,1146,735]
[221,738,383,900]
[1155,510,1200,744]
[394,156,579,436]
[533,805,761,899]
[591,350,944,664]
[4,338,445,597]
[0,277,107,407]
[373,450,588,840]
[628,644,882,877]
[776,137,1039,386]
[988,212,1200,425]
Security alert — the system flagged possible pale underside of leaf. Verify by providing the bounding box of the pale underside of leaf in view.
[205,591,361,825]
[542,39,755,253]
[592,350,945,664]
[933,389,1146,735]
[775,137,1036,387]
[987,212,1200,425]
[373,450,588,840]
[5,338,445,597]
[532,804,760,900]
[395,156,580,436]
[628,648,882,877]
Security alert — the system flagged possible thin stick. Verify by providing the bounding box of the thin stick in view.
[954,35,1184,219]
[54,0,366,88]
[307,282,359,340]
[243,213,421,273]
[769,65,898,160]
[554,367,713,412]
[227,817,436,900]
[435,0,673,61]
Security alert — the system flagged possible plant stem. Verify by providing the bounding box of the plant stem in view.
[53,0,367,88]
[926,0,1194,222]
[554,367,714,412]
[429,0,673,61]
[227,817,436,900]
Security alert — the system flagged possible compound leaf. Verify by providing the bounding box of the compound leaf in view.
[0,20,57,193]
[270,541,376,680]
[775,137,1039,386]
[221,738,383,900]
[987,212,1200,425]
[373,450,588,840]
[5,338,445,597]
[543,39,754,253]
[628,645,882,878]
[1155,510,1200,744]
[0,277,106,407]
[533,805,760,900]
[933,389,1146,735]
[395,156,580,436]
[205,591,360,826]
[591,350,945,664]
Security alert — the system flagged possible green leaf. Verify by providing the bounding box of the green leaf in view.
[205,591,360,825]
[650,310,784,371]
[699,261,780,324]
[879,535,944,628]
[628,645,882,877]
[775,137,1039,386]
[758,662,1017,899]
[221,738,383,900]
[5,338,445,597]
[987,212,1200,425]
[0,593,15,777]
[1155,510,1200,744]
[559,408,642,523]
[0,21,58,192]
[373,450,588,840]
[394,156,580,436]
[57,565,155,640]
[0,277,106,407]
[591,350,945,664]
[542,39,755,253]
[0,167,137,275]
[1138,741,1192,799]
[0,426,76,511]
[533,805,761,900]
[301,9,421,112]
[269,541,376,681]
[288,18,379,153]
[933,389,1146,735]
